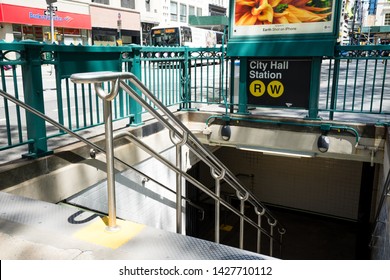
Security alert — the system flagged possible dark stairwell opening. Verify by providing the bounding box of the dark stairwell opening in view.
[185,147,375,260]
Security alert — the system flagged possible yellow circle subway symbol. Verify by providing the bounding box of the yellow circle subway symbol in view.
[249,80,266,97]
[267,80,284,98]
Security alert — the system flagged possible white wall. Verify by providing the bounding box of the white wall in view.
[212,148,363,220]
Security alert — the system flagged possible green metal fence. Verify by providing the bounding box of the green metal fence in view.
[1,41,390,162]
[320,45,390,121]
[0,41,228,160]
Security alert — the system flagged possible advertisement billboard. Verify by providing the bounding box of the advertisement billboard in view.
[228,0,341,57]
[231,0,337,37]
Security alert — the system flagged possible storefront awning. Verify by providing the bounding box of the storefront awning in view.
[0,4,91,29]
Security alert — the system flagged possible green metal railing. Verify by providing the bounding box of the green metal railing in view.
[321,45,390,121]
[1,41,390,161]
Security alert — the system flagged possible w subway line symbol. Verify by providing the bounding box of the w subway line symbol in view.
[249,80,284,98]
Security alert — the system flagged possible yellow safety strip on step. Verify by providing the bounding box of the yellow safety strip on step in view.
[73,217,145,249]
[220,224,233,232]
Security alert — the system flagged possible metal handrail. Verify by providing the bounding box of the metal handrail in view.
[70,71,286,256]
[369,166,390,248]
[0,88,205,227]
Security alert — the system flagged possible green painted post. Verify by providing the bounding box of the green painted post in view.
[181,47,190,110]
[229,59,235,113]
[307,57,322,120]
[237,58,249,114]
[129,45,143,125]
[21,42,51,158]
[329,58,340,121]
[53,54,65,128]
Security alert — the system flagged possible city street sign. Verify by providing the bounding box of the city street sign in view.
[247,59,311,108]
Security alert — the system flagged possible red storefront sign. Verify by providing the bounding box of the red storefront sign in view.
[0,4,91,29]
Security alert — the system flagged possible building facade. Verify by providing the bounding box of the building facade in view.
[373,0,390,34]
[359,0,390,44]
[138,0,228,44]
[0,0,228,45]
[0,0,92,44]
[88,1,140,45]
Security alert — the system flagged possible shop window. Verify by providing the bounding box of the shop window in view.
[12,25,44,41]
[170,1,178,21]
[180,4,187,23]
[93,34,116,46]
[63,28,80,36]
[121,0,135,9]
[34,26,43,41]
[23,26,34,40]
[12,24,22,41]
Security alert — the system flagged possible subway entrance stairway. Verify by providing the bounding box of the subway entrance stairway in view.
[0,115,380,260]
[0,154,360,260]
[0,71,286,260]
[1,70,388,260]
[0,117,276,260]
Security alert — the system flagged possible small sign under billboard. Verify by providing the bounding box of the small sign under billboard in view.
[247,59,311,108]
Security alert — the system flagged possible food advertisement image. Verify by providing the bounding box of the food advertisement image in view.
[232,0,336,36]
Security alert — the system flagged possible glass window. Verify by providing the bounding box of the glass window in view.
[181,27,192,43]
[151,27,180,46]
[170,1,178,21]
[385,13,390,25]
[145,0,150,12]
[12,24,22,41]
[92,0,110,4]
[121,0,135,9]
[197,7,202,16]
[180,4,187,23]
[34,26,43,41]
[22,26,34,40]
[189,6,195,16]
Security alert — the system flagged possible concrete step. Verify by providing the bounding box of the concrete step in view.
[0,191,272,260]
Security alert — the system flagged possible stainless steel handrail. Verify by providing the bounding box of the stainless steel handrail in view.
[70,71,286,256]
[114,131,275,238]
[369,167,390,248]
[0,88,204,228]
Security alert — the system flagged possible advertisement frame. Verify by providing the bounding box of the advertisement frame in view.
[227,0,342,57]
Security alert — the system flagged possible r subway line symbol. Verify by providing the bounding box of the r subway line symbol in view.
[249,80,285,98]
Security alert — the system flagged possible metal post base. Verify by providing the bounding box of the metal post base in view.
[105,225,121,233]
